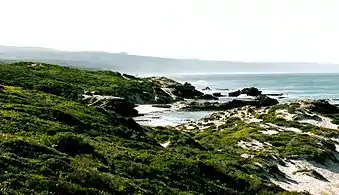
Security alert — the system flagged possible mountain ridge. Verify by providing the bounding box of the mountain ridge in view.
[1,45,339,74]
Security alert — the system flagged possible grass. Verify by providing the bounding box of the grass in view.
[0,62,172,104]
[0,62,326,194]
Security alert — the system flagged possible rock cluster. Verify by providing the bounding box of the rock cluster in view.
[184,95,278,111]
[229,87,262,97]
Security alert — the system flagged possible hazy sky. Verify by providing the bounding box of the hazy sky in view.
[1,0,339,63]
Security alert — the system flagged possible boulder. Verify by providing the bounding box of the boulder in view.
[251,95,279,107]
[310,99,339,114]
[228,90,241,97]
[202,87,211,91]
[213,92,223,97]
[220,99,247,110]
[172,82,204,99]
[241,87,262,96]
[85,96,139,117]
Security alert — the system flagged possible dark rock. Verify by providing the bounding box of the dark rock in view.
[228,90,241,97]
[172,82,204,99]
[251,95,279,107]
[220,99,247,110]
[199,94,218,100]
[202,87,211,91]
[152,104,172,108]
[310,99,339,114]
[278,97,287,99]
[0,85,4,91]
[183,99,246,111]
[213,92,223,97]
[241,87,262,96]
[263,93,283,96]
[216,88,229,91]
[88,96,139,117]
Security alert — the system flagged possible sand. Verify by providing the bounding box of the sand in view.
[271,160,339,195]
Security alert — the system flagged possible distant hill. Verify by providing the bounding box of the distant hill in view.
[1,45,339,75]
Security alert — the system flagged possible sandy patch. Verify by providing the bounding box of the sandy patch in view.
[299,115,338,130]
[260,130,279,135]
[160,141,170,148]
[237,139,264,151]
[135,105,171,114]
[241,153,254,159]
[276,109,296,121]
[271,160,339,195]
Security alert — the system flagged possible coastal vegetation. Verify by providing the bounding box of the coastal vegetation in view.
[0,61,337,194]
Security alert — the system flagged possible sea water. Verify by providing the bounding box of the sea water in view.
[169,73,339,101]
[135,73,339,126]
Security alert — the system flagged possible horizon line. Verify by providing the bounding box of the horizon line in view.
[1,44,338,65]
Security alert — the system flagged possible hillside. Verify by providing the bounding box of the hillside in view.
[1,62,339,194]
[1,45,339,74]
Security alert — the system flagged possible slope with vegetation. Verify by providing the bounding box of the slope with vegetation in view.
[0,62,315,194]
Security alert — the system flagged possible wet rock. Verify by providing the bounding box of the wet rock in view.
[229,87,262,97]
[228,90,241,97]
[251,95,279,107]
[241,87,262,96]
[202,87,211,91]
[216,88,229,91]
[172,82,204,99]
[263,93,284,96]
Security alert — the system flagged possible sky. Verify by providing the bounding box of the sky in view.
[1,0,339,63]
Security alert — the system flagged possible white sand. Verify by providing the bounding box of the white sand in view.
[160,141,170,148]
[266,123,302,133]
[299,115,338,130]
[135,105,171,114]
[260,130,279,135]
[271,160,339,195]
[237,139,264,151]
[276,109,296,121]
[241,153,254,159]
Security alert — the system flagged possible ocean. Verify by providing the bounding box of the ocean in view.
[135,73,339,126]
[168,73,339,101]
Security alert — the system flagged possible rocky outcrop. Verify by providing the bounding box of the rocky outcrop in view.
[172,82,204,99]
[83,95,139,117]
[213,92,223,97]
[228,87,262,97]
[250,95,279,107]
[202,87,211,91]
[183,95,278,111]
[310,99,339,114]
[149,77,204,100]
[184,99,246,111]
[228,90,241,97]
[241,87,262,96]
